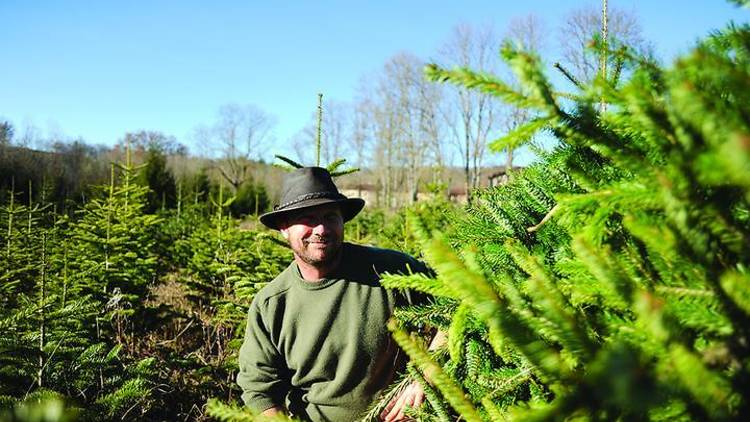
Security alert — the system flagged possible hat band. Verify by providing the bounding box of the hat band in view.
[274,191,347,211]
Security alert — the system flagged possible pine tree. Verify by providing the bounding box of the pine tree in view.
[55,150,160,417]
[376,22,750,421]
[229,179,269,218]
[0,184,47,396]
[0,178,156,419]
[139,144,177,214]
[164,183,291,409]
[66,152,160,344]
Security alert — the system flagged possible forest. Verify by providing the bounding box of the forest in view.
[2,1,750,421]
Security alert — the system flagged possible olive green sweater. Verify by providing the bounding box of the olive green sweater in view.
[237,242,428,421]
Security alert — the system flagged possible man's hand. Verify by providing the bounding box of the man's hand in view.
[379,381,424,422]
[260,406,287,419]
[380,330,446,421]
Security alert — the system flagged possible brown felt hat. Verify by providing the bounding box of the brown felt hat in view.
[259,167,365,230]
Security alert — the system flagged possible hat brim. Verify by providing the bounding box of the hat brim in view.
[259,197,365,230]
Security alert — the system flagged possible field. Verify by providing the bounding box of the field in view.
[2,16,750,422]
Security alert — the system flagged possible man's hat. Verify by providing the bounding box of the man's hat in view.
[259,167,365,230]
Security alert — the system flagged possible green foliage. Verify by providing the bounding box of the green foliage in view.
[4,11,749,422]
[183,166,214,205]
[0,150,163,419]
[273,94,359,176]
[229,179,269,218]
[155,186,290,416]
[382,22,750,421]
[273,154,359,177]
[180,186,289,318]
[138,145,177,213]
[206,398,297,421]
[388,320,484,422]
[273,154,304,170]
[205,398,255,421]
[0,394,78,422]
[65,160,160,328]
[347,196,458,258]
[326,158,360,177]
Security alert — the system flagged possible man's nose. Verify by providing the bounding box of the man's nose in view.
[311,221,330,235]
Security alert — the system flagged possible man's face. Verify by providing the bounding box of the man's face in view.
[279,203,344,267]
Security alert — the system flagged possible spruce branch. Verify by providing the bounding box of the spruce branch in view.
[407,365,452,422]
[392,301,457,330]
[330,167,360,177]
[501,43,560,115]
[425,63,542,109]
[205,398,282,421]
[447,303,471,365]
[380,273,459,300]
[480,396,504,422]
[507,239,594,365]
[488,117,550,154]
[274,155,304,170]
[527,204,559,233]
[357,372,412,422]
[553,62,583,88]
[611,46,627,86]
[669,344,737,419]
[387,319,483,422]
[719,271,750,318]
[326,158,347,173]
[316,93,323,167]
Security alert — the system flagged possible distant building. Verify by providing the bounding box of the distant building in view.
[487,166,524,188]
[337,166,525,207]
[447,186,467,203]
[339,183,378,205]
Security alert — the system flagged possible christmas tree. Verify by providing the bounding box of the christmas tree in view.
[376,21,750,421]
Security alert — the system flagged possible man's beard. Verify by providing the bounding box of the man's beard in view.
[294,234,342,267]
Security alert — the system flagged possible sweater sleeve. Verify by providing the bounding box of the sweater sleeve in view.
[237,297,288,413]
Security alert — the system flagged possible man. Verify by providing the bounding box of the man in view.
[237,167,438,421]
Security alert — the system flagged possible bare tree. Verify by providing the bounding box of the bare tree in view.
[386,53,424,204]
[363,53,443,206]
[16,120,41,149]
[120,130,185,154]
[370,67,401,208]
[322,100,349,165]
[349,95,374,197]
[290,126,315,166]
[438,23,500,203]
[111,130,184,169]
[501,14,547,172]
[506,14,546,53]
[195,104,275,191]
[558,4,651,83]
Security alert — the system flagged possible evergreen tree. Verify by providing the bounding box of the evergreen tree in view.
[139,145,177,214]
[164,184,290,411]
[183,166,214,206]
[0,185,47,395]
[0,179,156,420]
[58,152,160,418]
[0,121,13,146]
[66,154,160,342]
[374,22,750,421]
[229,179,269,218]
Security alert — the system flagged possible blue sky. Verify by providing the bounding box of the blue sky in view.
[1,1,747,161]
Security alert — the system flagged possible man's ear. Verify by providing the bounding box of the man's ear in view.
[280,227,289,240]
